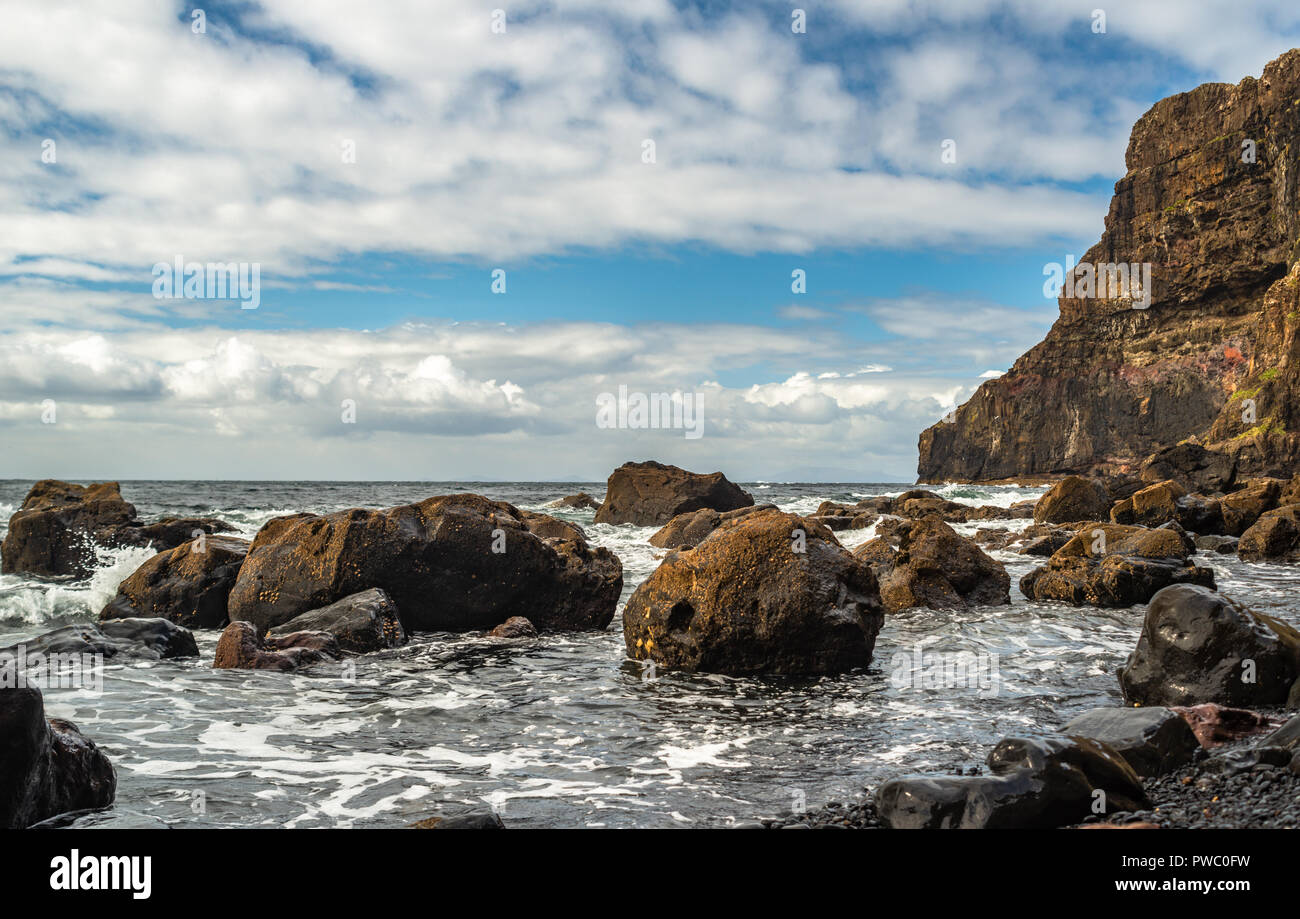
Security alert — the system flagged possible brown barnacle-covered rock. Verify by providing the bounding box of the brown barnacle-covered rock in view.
[0,479,234,580]
[647,504,776,549]
[227,494,622,633]
[488,616,538,639]
[851,516,1009,613]
[99,535,250,629]
[624,509,882,676]
[1034,476,1112,524]
[1237,503,1300,561]
[592,460,753,526]
[1019,523,1214,607]
[212,621,341,672]
[546,492,600,511]
[1109,479,1185,527]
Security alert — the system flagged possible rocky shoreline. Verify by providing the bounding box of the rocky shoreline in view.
[2,455,1300,828]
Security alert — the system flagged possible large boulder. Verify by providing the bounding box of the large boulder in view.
[99,535,249,629]
[851,516,1009,613]
[227,494,622,633]
[1033,476,1112,524]
[1218,478,1283,535]
[1119,584,1300,707]
[1019,523,1214,607]
[266,588,407,653]
[0,688,115,829]
[875,735,1148,829]
[648,504,775,549]
[592,461,752,526]
[0,480,232,579]
[1,618,199,663]
[623,509,883,675]
[1237,504,1300,561]
[1062,707,1200,777]
[213,621,341,672]
[1,481,136,578]
[1109,480,1184,527]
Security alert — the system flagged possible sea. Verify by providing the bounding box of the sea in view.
[1,479,1297,828]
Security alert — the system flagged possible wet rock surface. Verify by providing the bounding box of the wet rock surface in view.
[99,535,249,629]
[624,509,883,675]
[266,588,407,653]
[593,461,753,526]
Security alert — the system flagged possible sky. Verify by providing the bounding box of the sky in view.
[2,0,1300,482]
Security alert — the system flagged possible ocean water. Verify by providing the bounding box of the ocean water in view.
[1,479,1297,829]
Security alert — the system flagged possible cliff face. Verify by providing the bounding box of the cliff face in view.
[918,49,1300,483]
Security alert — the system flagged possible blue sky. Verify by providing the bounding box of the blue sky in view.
[2,0,1300,481]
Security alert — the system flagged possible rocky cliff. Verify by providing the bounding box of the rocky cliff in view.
[918,49,1300,483]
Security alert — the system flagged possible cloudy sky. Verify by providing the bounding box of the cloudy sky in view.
[2,0,1299,482]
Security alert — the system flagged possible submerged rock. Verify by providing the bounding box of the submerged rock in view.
[99,535,249,629]
[213,621,341,672]
[408,809,505,829]
[0,687,116,829]
[266,588,407,653]
[624,509,882,675]
[875,735,1148,829]
[852,516,1009,613]
[488,616,538,639]
[593,460,753,526]
[1,618,199,662]
[1119,584,1300,707]
[547,492,600,510]
[227,494,622,633]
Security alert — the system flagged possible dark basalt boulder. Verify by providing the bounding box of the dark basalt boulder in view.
[648,504,776,549]
[0,688,115,829]
[1019,523,1214,607]
[2,618,199,662]
[99,535,249,629]
[0,480,233,579]
[488,616,538,639]
[546,493,600,511]
[1237,504,1300,561]
[623,509,882,676]
[592,461,753,526]
[1119,584,1300,707]
[1034,476,1112,524]
[213,621,341,672]
[266,588,407,653]
[875,735,1148,829]
[1062,707,1200,777]
[851,516,1009,613]
[227,494,622,633]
